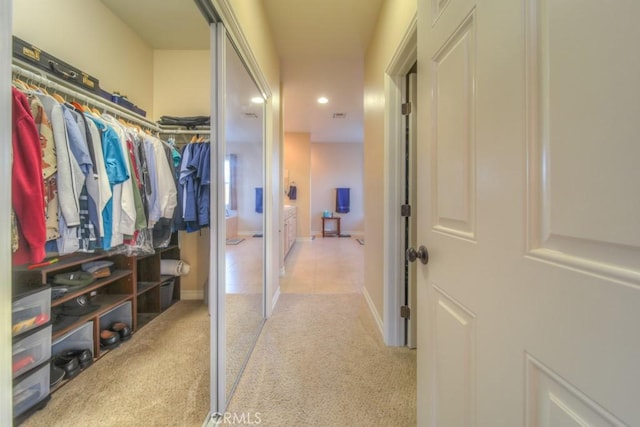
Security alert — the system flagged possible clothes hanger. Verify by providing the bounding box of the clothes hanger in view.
[12,77,29,91]
[70,101,85,112]
[52,91,65,104]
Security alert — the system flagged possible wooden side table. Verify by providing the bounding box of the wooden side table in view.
[322,217,341,237]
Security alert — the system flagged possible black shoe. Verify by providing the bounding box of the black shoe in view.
[50,362,65,387]
[61,349,93,369]
[110,322,132,342]
[53,353,81,379]
[100,329,121,350]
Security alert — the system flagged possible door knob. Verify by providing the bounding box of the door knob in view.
[406,245,429,265]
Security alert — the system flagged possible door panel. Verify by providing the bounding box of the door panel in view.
[417,0,640,426]
[432,286,476,426]
[526,355,623,427]
[526,0,640,283]
[431,11,476,240]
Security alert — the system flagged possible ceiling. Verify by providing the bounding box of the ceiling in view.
[100,0,384,143]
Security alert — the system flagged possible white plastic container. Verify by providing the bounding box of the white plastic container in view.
[12,325,52,379]
[51,321,94,358]
[12,288,51,337]
[13,362,50,417]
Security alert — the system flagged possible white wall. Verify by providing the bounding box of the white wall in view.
[310,143,364,235]
[153,50,210,121]
[13,0,155,117]
[364,0,417,320]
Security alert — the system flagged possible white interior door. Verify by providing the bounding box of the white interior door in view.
[416,0,640,426]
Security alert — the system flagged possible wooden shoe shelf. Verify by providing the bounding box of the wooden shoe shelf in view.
[11,232,181,411]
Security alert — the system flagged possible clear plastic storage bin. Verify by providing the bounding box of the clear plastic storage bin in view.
[51,321,94,358]
[13,362,50,417]
[12,288,51,337]
[12,325,52,379]
[99,301,132,331]
[160,278,175,311]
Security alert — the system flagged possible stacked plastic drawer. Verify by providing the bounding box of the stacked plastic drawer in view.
[12,286,52,421]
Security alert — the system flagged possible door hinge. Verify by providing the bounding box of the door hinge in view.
[401,204,411,217]
[401,102,412,115]
[400,305,411,319]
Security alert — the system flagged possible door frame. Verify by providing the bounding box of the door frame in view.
[382,14,417,346]
[1,0,13,422]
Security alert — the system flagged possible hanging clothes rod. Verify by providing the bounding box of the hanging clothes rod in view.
[158,127,212,135]
[11,60,160,132]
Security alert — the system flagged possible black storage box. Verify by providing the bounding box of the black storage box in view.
[112,94,147,117]
[13,36,101,93]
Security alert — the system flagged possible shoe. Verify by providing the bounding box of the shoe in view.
[110,322,132,342]
[53,353,81,379]
[61,349,93,369]
[100,329,121,350]
[50,363,65,387]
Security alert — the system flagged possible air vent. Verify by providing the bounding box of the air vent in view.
[333,113,347,119]
[243,112,258,119]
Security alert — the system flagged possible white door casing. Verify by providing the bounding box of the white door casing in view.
[416,0,640,426]
[407,70,418,349]
[1,0,13,423]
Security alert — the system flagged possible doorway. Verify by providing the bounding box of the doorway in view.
[402,64,417,349]
[382,17,417,347]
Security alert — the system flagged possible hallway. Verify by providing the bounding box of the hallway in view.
[226,238,416,426]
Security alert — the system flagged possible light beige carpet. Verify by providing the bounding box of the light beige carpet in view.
[23,301,210,427]
[225,293,263,398]
[225,293,417,426]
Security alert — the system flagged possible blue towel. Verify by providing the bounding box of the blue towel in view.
[288,185,297,200]
[336,188,350,213]
[255,187,263,213]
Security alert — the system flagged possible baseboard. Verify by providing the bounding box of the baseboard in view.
[181,290,205,300]
[295,236,314,242]
[361,286,384,338]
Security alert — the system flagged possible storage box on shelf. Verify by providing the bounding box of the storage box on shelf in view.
[49,321,94,393]
[11,283,52,421]
[136,233,181,329]
[13,362,50,420]
[98,301,133,336]
[51,321,94,361]
[13,325,52,379]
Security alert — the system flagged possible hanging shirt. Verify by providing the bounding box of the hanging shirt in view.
[84,118,112,240]
[36,94,81,227]
[197,143,211,227]
[180,143,200,230]
[11,88,46,265]
[28,94,59,241]
[65,107,100,252]
[101,115,136,238]
[144,135,177,229]
[87,116,129,250]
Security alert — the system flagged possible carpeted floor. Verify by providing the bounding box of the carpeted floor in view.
[23,301,210,427]
[225,293,416,426]
[225,293,263,398]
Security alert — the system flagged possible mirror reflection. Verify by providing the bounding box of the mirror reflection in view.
[223,34,266,401]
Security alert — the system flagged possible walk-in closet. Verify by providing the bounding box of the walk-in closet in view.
[4,0,275,425]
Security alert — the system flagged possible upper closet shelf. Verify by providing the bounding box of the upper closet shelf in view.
[12,59,159,132]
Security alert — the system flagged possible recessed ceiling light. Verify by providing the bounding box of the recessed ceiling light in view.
[317,97,329,104]
[251,97,265,104]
